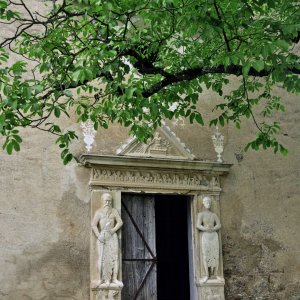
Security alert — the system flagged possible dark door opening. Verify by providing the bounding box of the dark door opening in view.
[155,194,190,300]
[121,193,190,300]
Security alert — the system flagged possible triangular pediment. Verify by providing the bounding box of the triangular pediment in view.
[116,125,195,160]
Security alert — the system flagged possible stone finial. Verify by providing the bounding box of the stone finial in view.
[81,119,96,152]
[212,126,224,163]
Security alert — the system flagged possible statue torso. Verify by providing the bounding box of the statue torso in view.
[99,208,116,231]
[200,211,216,229]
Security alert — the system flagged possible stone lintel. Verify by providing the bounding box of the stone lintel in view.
[80,154,231,193]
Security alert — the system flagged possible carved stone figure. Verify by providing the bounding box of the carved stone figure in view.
[197,196,221,283]
[146,132,169,155]
[92,193,123,288]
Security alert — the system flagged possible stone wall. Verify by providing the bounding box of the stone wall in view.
[1,85,299,299]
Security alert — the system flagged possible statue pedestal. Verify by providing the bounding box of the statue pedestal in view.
[91,286,122,300]
[197,278,225,300]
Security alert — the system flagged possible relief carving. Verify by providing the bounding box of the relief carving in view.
[197,196,221,283]
[211,176,219,188]
[201,175,209,186]
[91,193,123,288]
[146,132,170,155]
[92,168,221,191]
[116,125,196,159]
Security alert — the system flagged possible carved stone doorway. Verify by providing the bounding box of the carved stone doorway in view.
[121,193,190,300]
[81,124,231,300]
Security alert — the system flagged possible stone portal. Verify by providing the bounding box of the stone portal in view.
[82,126,231,300]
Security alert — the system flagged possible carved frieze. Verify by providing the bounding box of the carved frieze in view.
[91,168,221,191]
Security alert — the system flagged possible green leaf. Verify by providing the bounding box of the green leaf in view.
[242,62,251,77]
[60,148,69,159]
[32,85,43,93]
[12,139,20,151]
[244,142,251,152]
[84,68,93,81]
[54,107,61,118]
[279,145,288,156]
[22,86,31,99]
[275,40,290,51]
[0,1,8,9]
[125,87,136,99]
[12,134,22,143]
[195,113,204,125]
[252,60,264,72]
[219,115,224,126]
[63,153,73,165]
[7,142,13,155]
[72,70,82,83]
[63,90,73,97]
[189,112,195,123]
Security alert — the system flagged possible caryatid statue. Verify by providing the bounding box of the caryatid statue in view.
[197,196,221,283]
[92,193,123,288]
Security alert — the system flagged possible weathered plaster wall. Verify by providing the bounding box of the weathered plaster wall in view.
[0,121,91,299]
[1,85,299,299]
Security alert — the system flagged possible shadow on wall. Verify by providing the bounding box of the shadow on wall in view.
[7,186,90,300]
[222,221,300,299]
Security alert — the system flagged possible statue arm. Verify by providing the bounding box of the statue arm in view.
[213,214,221,231]
[92,211,101,239]
[111,209,123,234]
[196,213,207,231]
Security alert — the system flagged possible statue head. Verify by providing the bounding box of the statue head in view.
[101,193,113,207]
[202,196,212,209]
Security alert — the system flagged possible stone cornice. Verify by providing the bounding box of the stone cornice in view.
[80,154,232,174]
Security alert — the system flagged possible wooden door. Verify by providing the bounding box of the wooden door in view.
[121,194,157,300]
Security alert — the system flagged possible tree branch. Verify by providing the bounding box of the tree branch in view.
[213,1,231,52]
[142,65,299,97]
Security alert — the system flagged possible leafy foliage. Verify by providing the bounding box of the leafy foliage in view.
[1,0,299,162]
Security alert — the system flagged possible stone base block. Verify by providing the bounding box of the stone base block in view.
[197,278,225,300]
[91,286,121,300]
